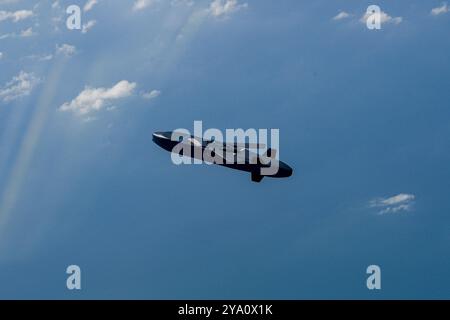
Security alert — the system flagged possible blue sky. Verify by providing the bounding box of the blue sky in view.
[0,0,449,299]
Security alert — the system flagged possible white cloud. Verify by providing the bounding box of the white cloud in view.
[25,44,77,62]
[56,43,76,57]
[431,2,449,16]
[20,27,34,37]
[51,1,60,9]
[333,11,351,21]
[378,194,415,206]
[0,71,41,103]
[82,20,96,33]
[25,53,53,61]
[142,89,161,100]
[390,16,403,24]
[0,10,33,22]
[360,11,402,25]
[378,204,412,215]
[209,0,248,17]
[370,193,415,215]
[59,80,137,115]
[133,0,156,11]
[83,116,97,123]
[0,52,3,59]
[0,26,36,39]
[84,0,99,12]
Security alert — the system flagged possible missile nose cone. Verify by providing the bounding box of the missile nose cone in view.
[288,167,294,177]
[286,166,293,177]
[283,163,293,177]
[279,162,293,178]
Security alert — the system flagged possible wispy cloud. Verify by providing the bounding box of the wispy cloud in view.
[56,43,76,57]
[142,89,161,100]
[209,0,248,18]
[82,20,96,33]
[431,2,449,16]
[20,27,34,37]
[24,44,76,62]
[133,0,157,11]
[24,53,53,61]
[360,10,402,25]
[51,1,60,9]
[84,0,99,12]
[370,193,415,215]
[0,10,33,22]
[0,27,36,39]
[0,71,41,103]
[59,80,137,115]
[333,11,351,21]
